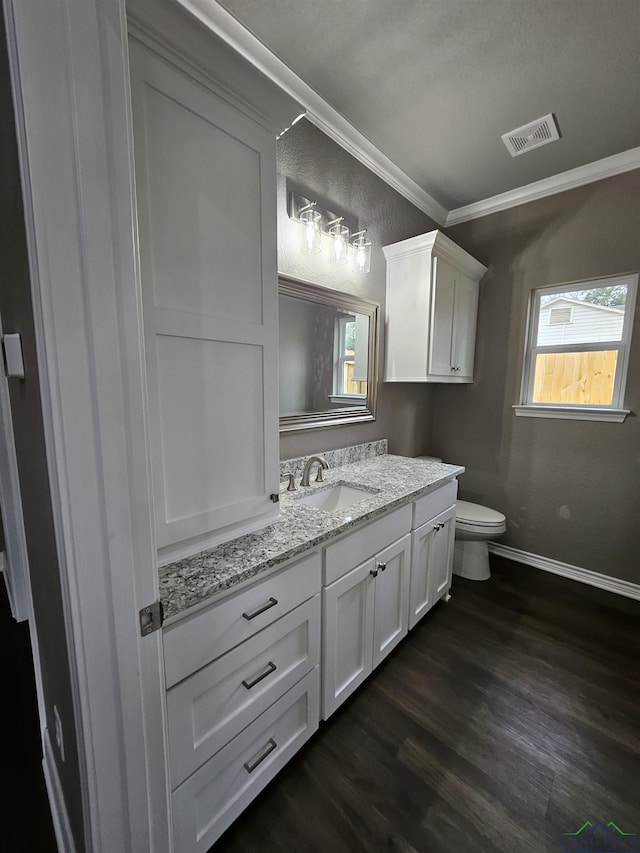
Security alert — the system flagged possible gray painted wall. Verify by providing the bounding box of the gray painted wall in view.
[1,21,84,850]
[435,170,640,583]
[277,119,439,460]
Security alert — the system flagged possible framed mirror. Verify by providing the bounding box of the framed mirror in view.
[279,275,379,432]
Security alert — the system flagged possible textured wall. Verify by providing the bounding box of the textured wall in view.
[434,170,640,582]
[277,118,439,459]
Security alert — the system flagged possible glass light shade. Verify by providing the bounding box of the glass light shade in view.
[329,222,350,265]
[352,232,371,274]
[299,207,322,255]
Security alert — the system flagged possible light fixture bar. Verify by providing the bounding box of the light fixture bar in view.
[287,191,356,234]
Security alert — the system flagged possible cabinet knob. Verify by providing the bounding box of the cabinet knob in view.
[370,568,378,578]
[377,562,386,572]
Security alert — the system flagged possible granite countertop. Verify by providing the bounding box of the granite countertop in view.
[159,454,464,624]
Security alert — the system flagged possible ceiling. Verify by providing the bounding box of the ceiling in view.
[216,0,640,216]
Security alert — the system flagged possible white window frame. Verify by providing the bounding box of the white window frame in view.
[514,273,638,423]
[330,315,366,403]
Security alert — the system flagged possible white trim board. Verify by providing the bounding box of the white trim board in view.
[487,542,640,602]
[6,0,172,850]
[43,727,77,853]
[446,147,640,225]
[175,3,639,227]
[175,0,448,226]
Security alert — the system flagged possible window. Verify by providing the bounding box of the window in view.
[515,273,638,422]
[331,314,367,401]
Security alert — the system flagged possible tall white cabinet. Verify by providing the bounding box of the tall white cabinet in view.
[383,230,487,383]
[128,22,301,562]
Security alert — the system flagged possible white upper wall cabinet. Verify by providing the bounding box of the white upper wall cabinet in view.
[383,231,487,383]
[129,38,285,562]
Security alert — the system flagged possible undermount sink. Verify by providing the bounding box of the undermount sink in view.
[295,482,378,512]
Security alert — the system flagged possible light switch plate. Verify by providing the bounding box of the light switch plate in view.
[2,333,25,379]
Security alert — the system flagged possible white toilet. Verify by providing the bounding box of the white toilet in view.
[417,456,506,581]
[453,500,506,581]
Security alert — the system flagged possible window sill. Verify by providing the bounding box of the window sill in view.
[328,394,366,405]
[513,405,630,423]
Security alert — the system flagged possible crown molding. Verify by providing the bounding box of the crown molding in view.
[382,229,487,279]
[446,147,640,226]
[160,3,639,230]
[174,0,448,226]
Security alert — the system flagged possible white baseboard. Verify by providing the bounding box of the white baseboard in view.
[43,727,76,853]
[487,542,640,602]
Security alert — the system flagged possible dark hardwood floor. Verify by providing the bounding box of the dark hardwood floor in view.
[211,556,640,853]
[0,583,57,853]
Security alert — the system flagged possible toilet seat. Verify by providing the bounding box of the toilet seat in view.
[456,500,506,533]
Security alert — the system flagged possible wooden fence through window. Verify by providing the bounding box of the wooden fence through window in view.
[533,350,617,405]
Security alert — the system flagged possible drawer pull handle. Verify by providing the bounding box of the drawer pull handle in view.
[244,738,277,773]
[378,562,387,572]
[242,661,277,690]
[242,597,278,621]
[370,568,378,578]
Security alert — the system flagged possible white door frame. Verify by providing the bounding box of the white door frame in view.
[4,1,170,850]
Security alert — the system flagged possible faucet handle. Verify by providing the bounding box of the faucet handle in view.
[282,472,297,491]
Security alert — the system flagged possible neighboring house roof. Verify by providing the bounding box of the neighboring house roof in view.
[542,296,625,314]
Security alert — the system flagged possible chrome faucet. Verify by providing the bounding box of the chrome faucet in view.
[300,455,329,486]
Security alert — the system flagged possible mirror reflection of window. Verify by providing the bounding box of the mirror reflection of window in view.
[333,313,368,401]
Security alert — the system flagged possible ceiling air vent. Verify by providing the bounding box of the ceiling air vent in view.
[501,113,560,157]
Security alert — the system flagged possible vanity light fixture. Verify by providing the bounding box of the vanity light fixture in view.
[327,217,350,265]
[352,230,371,274]
[287,191,369,272]
[299,202,322,255]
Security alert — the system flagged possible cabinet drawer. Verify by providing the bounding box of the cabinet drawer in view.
[412,480,457,529]
[323,504,412,586]
[167,596,320,786]
[171,667,320,853]
[164,551,321,687]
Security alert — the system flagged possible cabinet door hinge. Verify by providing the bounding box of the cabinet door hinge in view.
[139,600,164,636]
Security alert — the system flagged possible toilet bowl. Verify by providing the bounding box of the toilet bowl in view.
[416,456,506,581]
[453,500,506,581]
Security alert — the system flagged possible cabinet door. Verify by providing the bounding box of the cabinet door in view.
[410,506,456,629]
[372,534,411,669]
[129,41,279,559]
[428,256,457,379]
[322,559,375,719]
[430,505,457,603]
[409,520,437,629]
[384,250,432,381]
[451,273,479,380]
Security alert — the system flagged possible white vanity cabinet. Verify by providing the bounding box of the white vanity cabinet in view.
[160,475,459,848]
[322,533,412,718]
[321,504,413,718]
[163,552,321,852]
[409,482,458,628]
[383,230,487,383]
